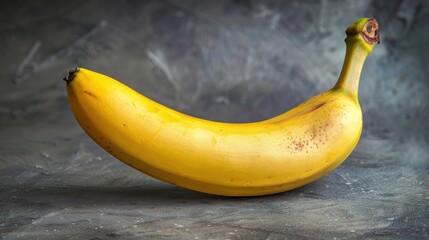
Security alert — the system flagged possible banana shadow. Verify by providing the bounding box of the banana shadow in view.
[1,182,318,209]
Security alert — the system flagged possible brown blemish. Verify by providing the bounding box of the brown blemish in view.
[312,102,326,111]
[83,90,97,99]
[287,102,327,119]
[293,141,304,152]
[304,102,326,116]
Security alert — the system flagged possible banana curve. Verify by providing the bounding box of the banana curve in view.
[67,68,361,196]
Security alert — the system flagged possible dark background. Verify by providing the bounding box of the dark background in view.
[1,0,428,239]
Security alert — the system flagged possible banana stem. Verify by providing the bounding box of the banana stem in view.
[334,40,368,95]
[334,18,379,96]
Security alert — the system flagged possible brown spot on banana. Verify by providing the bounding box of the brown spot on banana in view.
[83,90,98,99]
[292,141,304,152]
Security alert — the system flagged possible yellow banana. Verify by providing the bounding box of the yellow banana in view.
[64,18,379,196]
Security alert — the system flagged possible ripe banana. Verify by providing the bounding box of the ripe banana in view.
[64,18,379,196]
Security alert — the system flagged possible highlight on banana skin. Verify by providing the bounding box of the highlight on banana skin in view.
[63,18,379,197]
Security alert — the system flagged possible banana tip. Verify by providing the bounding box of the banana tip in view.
[63,67,80,84]
[362,18,380,45]
[346,18,380,45]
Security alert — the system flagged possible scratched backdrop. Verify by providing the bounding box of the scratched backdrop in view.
[0,0,428,239]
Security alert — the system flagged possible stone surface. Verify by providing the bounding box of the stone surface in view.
[1,1,428,239]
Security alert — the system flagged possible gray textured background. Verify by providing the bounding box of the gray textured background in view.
[1,0,428,239]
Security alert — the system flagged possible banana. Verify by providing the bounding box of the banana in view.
[64,18,379,196]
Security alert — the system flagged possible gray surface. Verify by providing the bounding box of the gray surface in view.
[1,0,428,239]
